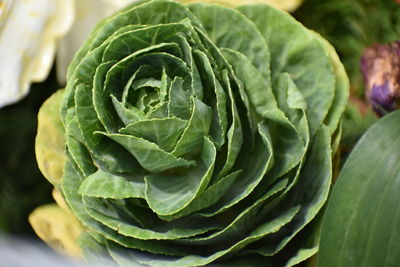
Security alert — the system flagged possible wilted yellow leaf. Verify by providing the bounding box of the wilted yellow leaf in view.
[52,188,71,214]
[29,204,83,258]
[35,89,66,186]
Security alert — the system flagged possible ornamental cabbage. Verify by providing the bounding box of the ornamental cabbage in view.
[33,0,349,266]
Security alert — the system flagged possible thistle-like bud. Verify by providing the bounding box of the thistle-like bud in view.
[361,41,400,116]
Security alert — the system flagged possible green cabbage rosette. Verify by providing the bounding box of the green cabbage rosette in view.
[43,0,348,265]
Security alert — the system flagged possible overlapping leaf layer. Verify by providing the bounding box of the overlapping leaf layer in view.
[59,0,348,265]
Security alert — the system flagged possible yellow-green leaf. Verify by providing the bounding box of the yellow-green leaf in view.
[29,203,83,258]
[35,89,66,186]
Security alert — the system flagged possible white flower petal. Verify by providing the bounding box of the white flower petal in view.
[0,0,74,108]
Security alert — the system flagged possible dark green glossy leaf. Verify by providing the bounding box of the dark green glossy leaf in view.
[318,110,400,267]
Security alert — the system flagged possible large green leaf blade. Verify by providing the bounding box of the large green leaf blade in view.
[318,110,400,267]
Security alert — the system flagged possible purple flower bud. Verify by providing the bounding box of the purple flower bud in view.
[361,41,400,116]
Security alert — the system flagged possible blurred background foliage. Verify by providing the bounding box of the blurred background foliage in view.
[0,67,58,234]
[0,0,399,238]
[294,0,400,95]
[294,0,400,157]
